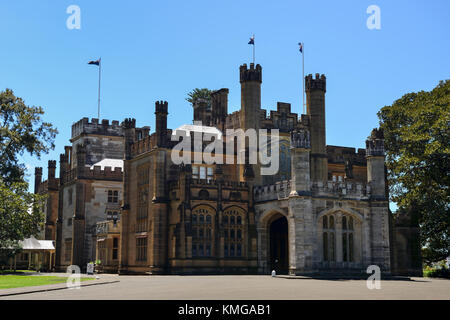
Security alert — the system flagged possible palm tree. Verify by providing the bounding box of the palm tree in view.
[186,88,212,105]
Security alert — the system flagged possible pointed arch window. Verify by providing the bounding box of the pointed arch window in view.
[322,215,335,262]
[223,208,245,258]
[342,214,354,262]
[192,207,214,258]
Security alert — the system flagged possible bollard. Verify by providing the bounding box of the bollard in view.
[271,270,276,277]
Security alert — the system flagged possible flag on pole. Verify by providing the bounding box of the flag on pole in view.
[298,42,303,53]
[248,35,255,45]
[88,59,100,66]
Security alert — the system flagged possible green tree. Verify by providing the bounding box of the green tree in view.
[0,88,57,185]
[0,88,57,252]
[378,80,450,264]
[186,88,212,105]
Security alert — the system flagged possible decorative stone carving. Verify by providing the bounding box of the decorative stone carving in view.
[290,128,310,149]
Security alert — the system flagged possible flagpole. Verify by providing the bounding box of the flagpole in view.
[98,58,101,119]
[302,43,305,114]
[253,34,255,64]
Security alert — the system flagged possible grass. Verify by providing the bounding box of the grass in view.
[0,275,95,290]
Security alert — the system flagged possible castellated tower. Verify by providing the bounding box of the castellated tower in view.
[306,73,327,183]
[240,63,262,131]
[155,100,168,147]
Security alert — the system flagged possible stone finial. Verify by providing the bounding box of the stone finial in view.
[366,128,385,157]
[290,128,311,149]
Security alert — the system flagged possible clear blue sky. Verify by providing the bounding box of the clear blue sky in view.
[1,0,449,191]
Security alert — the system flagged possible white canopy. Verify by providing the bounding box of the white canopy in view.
[90,158,124,170]
[19,236,55,250]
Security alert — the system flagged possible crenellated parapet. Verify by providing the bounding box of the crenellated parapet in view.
[130,135,157,156]
[254,180,291,202]
[240,63,262,83]
[366,128,385,157]
[305,73,326,92]
[312,180,370,199]
[327,145,366,166]
[61,166,123,184]
[121,118,136,129]
[155,100,168,114]
[254,179,370,202]
[71,117,123,139]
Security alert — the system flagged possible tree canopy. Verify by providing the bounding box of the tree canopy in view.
[378,80,450,264]
[186,88,212,105]
[0,88,57,251]
[0,88,57,186]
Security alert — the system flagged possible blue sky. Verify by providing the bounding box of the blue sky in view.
[1,0,449,195]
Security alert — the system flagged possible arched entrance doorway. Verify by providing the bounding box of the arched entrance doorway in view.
[269,215,289,274]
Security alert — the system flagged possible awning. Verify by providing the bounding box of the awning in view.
[19,236,55,250]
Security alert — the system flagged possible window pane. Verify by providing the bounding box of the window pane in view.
[192,214,197,224]
[329,216,334,229]
[237,216,242,225]
[342,234,347,262]
[223,216,228,225]
[230,216,235,225]
[323,232,328,261]
[192,166,199,174]
[323,216,328,229]
[349,217,354,230]
[200,166,206,179]
[237,230,242,239]
[342,216,347,230]
[237,244,242,257]
[199,214,204,224]
[207,167,213,176]
[206,215,211,224]
[349,233,354,262]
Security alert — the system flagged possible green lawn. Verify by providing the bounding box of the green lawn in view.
[0,275,94,289]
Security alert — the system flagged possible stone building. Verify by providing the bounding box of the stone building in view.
[111,63,421,275]
[37,118,149,271]
[36,62,422,276]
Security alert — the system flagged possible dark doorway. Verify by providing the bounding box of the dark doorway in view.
[269,215,289,274]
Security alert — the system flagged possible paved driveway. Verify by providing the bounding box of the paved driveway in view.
[1,275,449,300]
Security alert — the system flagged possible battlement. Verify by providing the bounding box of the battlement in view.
[305,73,326,92]
[326,145,366,165]
[71,117,123,139]
[122,118,136,129]
[240,63,262,83]
[131,134,156,156]
[35,167,43,176]
[254,179,370,202]
[62,166,123,184]
[155,101,168,114]
[312,180,370,199]
[254,180,291,202]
